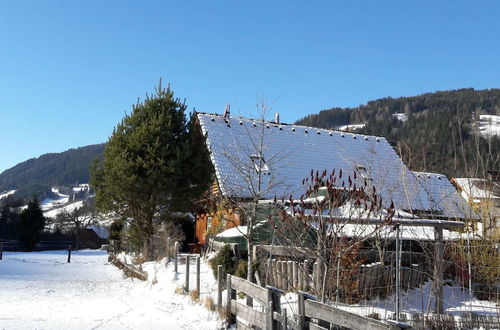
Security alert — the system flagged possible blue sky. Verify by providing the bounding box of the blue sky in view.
[0,1,499,173]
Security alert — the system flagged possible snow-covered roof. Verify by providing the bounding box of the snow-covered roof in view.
[453,178,500,200]
[88,225,109,239]
[198,113,443,213]
[413,172,479,219]
[309,222,472,241]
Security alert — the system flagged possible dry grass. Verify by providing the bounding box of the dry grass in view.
[175,286,187,295]
[218,304,229,319]
[189,290,200,302]
[132,254,148,265]
[204,296,216,312]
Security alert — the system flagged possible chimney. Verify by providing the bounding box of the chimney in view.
[223,104,230,118]
[274,112,280,124]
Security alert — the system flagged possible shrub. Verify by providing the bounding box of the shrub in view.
[209,244,236,277]
[235,260,248,279]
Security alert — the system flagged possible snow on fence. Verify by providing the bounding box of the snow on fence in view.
[206,238,241,259]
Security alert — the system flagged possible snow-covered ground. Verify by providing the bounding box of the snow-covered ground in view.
[41,188,70,211]
[0,189,16,200]
[0,250,220,329]
[336,123,366,132]
[392,113,408,122]
[43,200,84,218]
[478,114,500,137]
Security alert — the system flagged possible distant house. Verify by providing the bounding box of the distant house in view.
[194,112,476,247]
[452,177,500,238]
[79,225,109,249]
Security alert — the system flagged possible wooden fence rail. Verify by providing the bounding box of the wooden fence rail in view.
[299,291,403,330]
[224,274,408,330]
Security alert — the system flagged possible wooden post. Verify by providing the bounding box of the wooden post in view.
[174,241,179,273]
[395,224,401,321]
[196,256,200,293]
[287,261,293,291]
[282,261,288,291]
[433,225,444,314]
[266,286,282,330]
[166,237,171,261]
[67,245,72,263]
[313,261,318,293]
[217,265,223,309]
[282,308,288,330]
[226,275,236,325]
[292,261,298,290]
[298,291,306,329]
[185,255,190,292]
[303,259,310,291]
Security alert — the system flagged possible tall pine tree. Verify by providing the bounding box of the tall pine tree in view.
[18,198,45,251]
[91,81,211,258]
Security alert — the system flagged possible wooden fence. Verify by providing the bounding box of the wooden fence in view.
[225,274,407,330]
[298,292,404,330]
[262,259,427,300]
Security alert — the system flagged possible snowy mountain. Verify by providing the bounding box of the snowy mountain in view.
[0,143,104,202]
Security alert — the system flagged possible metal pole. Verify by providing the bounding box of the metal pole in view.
[0,242,3,260]
[395,224,400,322]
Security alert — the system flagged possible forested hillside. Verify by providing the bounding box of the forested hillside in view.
[296,88,500,178]
[0,144,105,201]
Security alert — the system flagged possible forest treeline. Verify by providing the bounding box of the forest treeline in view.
[0,144,105,201]
[296,88,500,178]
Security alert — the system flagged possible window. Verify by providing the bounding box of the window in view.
[355,165,372,181]
[250,154,270,175]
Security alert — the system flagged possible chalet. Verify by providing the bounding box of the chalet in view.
[452,177,500,238]
[194,112,477,248]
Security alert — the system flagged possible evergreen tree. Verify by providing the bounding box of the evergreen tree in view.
[90,81,212,258]
[18,198,46,251]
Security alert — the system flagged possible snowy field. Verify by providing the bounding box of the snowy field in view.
[0,250,219,330]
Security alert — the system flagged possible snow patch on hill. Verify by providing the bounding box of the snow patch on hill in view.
[393,113,408,122]
[41,188,69,211]
[336,123,366,132]
[0,189,16,200]
[478,114,500,137]
[43,200,84,218]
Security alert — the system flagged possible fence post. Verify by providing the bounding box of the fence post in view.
[226,274,236,325]
[395,224,401,322]
[67,245,72,263]
[0,242,3,260]
[174,241,179,273]
[433,225,444,314]
[266,286,282,330]
[292,261,298,290]
[217,265,223,309]
[287,261,293,291]
[196,256,200,293]
[298,291,316,329]
[298,291,306,329]
[185,255,190,292]
[166,237,171,261]
[303,259,310,291]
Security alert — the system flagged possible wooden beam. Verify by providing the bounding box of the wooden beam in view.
[305,299,401,330]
